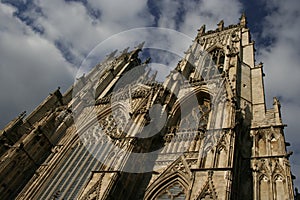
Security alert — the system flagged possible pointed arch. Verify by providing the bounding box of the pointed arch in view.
[194,171,218,200]
[269,131,283,155]
[272,161,285,176]
[145,156,192,200]
[196,46,225,80]
[258,174,270,200]
[257,131,267,156]
[215,144,228,168]
[273,174,286,200]
[145,172,190,200]
[156,181,186,200]
[205,44,226,53]
[168,89,212,131]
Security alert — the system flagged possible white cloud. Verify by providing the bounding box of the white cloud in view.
[0,3,75,127]
[35,0,154,62]
[0,0,157,127]
[148,0,243,39]
[89,0,153,25]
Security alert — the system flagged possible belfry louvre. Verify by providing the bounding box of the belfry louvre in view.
[0,14,296,200]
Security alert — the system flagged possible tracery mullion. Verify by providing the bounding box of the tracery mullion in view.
[58,143,95,196]
[59,142,100,198]
[39,143,85,199]
[66,142,103,199]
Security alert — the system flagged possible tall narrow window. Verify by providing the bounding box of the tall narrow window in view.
[258,134,267,156]
[275,175,285,200]
[259,175,270,199]
[201,48,225,80]
[179,98,210,131]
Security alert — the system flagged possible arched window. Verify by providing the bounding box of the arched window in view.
[201,48,225,80]
[257,134,267,156]
[200,193,213,200]
[156,182,186,200]
[215,146,227,168]
[259,175,270,199]
[274,175,285,200]
[179,98,210,131]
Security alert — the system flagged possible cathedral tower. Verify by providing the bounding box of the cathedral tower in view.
[0,14,295,199]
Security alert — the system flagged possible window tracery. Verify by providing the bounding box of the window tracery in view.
[98,108,129,139]
[200,48,225,80]
[257,133,267,156]
[274,174,285,200]
[259,175,270,199]
[179,100,210,131]
[156,182,186,200]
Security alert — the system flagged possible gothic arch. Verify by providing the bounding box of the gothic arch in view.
[168,90,212,130]
[194,171,218,200]
[203,146,214,168]
[269,131,283,155]
[145,156,192,200]
[145,174,189,200]
[257,131,267,156]
[214,144,228,168]
[197,46,226,80]
[205,44,226,53]
[273,174,286,200]
[34,103,132,199]
[76,102,131,139]
[272,161,285,176]
[258,174,270,199]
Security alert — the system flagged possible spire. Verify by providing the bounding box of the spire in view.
[217,20,224,31]
[121,47,130,54]
[240,12,247,28]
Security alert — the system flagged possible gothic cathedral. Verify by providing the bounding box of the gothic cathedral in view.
[0,14,296,199]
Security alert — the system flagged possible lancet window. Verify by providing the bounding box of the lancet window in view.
[179,98,210,131]
[201,48,225,80]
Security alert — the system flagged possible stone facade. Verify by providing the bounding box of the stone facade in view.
[0,14,296,199]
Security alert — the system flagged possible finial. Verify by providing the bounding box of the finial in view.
[217,20,224,31]
[197,25,206,37]
[144,57,151,64]
[106,50,118,59]
[240,12,247,28]
[273,97,281,106]
[121,47,130,54]
[19,111,26,119]
[150,71,157,82]
[135,41,145,50]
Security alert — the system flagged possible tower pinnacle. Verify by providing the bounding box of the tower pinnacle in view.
[240,12,247,27]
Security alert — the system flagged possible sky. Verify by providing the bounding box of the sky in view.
[0,0,300,189]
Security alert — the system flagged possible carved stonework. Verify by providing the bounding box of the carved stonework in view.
[194,171,218,200]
